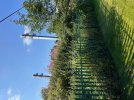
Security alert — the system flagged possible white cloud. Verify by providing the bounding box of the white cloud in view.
[24,25,31,34]
[23,25,32,46]
[7,88,12,95]
[7,88,21,100]
[8,95,20,100]
[23,37,32,46]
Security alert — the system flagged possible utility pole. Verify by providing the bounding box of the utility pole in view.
[21,34,58,40]
[21,33,57,79]
[33,73,51,78]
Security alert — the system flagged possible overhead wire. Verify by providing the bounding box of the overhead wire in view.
[0,7,23,23]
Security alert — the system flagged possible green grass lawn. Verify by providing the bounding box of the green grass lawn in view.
[94,0,134,99]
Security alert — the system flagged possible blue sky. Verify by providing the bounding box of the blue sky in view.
[0,0,55,100]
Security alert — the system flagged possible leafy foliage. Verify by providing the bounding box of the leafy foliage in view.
[46,34,73,100]
[14,0,56,33]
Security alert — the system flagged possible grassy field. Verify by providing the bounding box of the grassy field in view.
[69,1,123,99]
[94,0,134,99]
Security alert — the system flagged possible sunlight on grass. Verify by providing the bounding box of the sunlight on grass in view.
[94,0,134,99]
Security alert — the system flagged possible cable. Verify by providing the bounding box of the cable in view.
[0,7,24,23]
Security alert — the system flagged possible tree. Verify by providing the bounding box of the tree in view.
[14,0,56,33]
[41,88,48,100]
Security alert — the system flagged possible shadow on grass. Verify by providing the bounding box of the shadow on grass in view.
[71,0,126,99]
[94,0,134,99]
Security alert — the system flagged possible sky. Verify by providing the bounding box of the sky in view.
[0,0,55,100]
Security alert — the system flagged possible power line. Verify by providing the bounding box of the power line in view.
[0,7,23,23]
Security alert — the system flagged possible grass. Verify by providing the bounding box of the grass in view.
[70,1,123,99]
[94,0,134,99]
